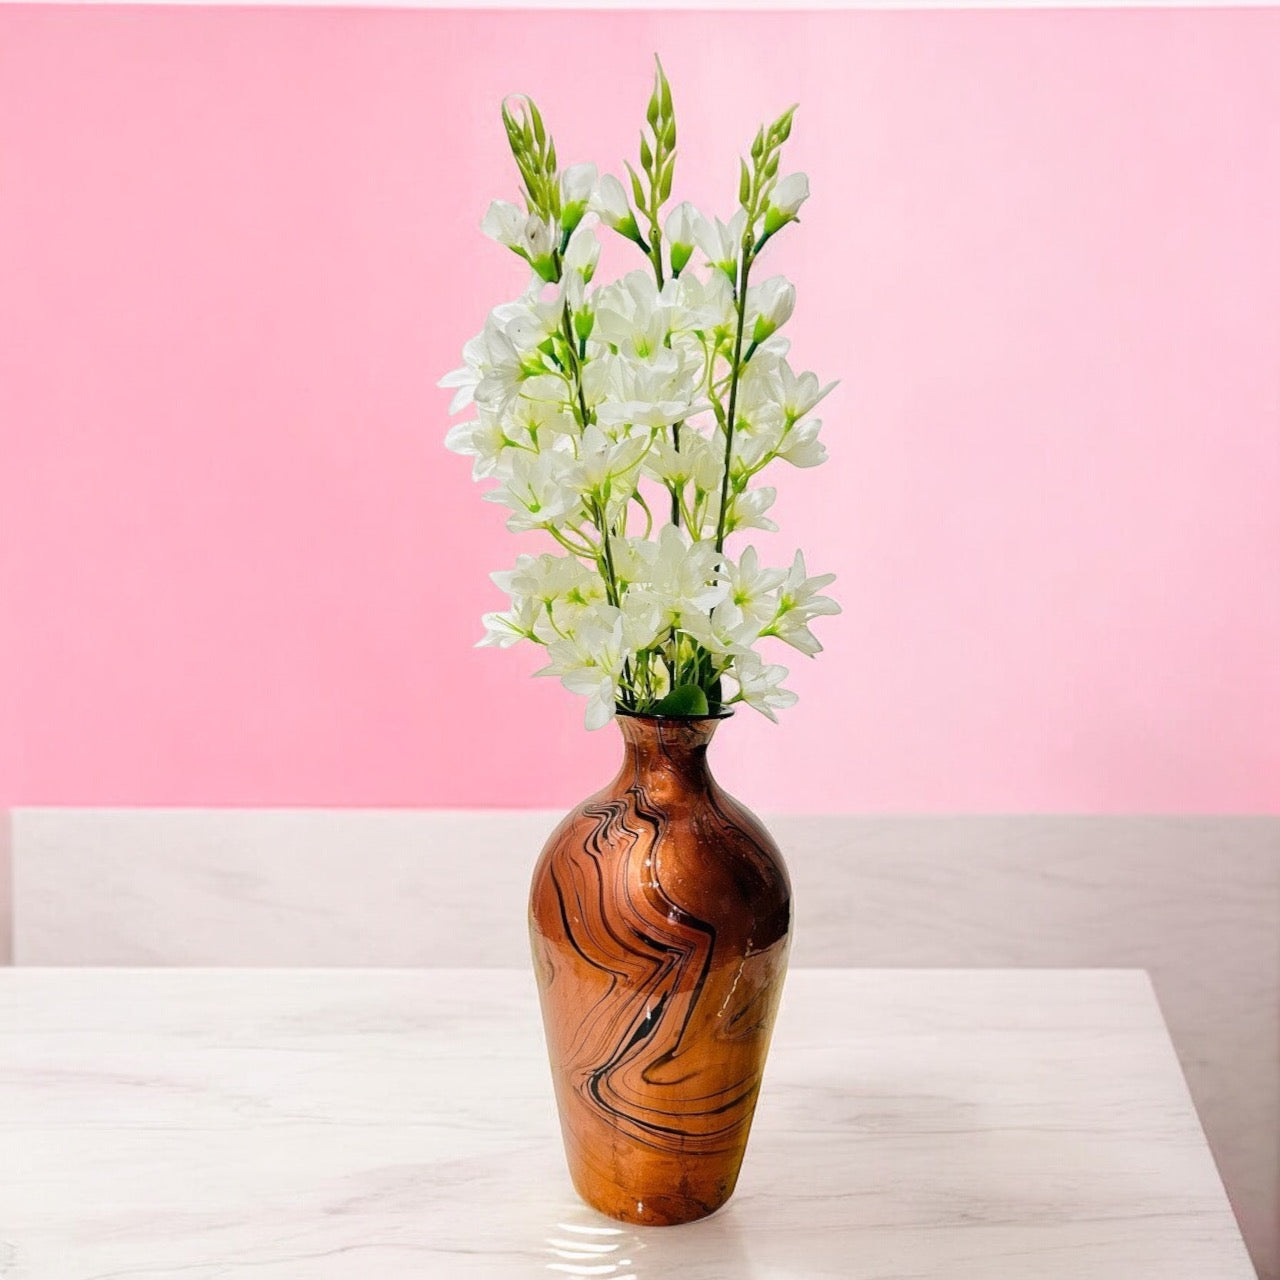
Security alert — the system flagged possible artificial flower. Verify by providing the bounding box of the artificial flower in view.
[445,78,839,726]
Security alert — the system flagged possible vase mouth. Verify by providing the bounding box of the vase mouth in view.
[615,705,735,724]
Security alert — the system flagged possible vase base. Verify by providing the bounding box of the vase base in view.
[572,1177,735,1228]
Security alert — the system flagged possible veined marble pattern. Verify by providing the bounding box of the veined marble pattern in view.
[9,809,1279,1277]
[0,968,1256,1279]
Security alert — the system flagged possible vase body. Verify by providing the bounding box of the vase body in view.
[528,711,791,1227]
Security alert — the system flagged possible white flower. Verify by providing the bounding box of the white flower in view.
[764,172,809,234]
[619,592,665,652]
[500,288,563,353]
[730,651,797,722]
[748,277,796,344]
[561,220,600,282]
[477,596,541,649]
[722,485,779,534]
[506,395,578,447]
[562,161,597,206]
[693,208,747,281]
[517,370,572,408]
[665,201,697,275]
[592,173,630,225]
[668,271,736,339]
[630,524,727,628]
[493,552,589,604]
[480,200,526,251]
[764,551,840,656]
[469,318,525,414]
[492,552,606,639]
[570,425,648,498]
[680,605,751,658]
[480,201,555,279]
[777,416,826,468]
[451,290,564,417]
[443,415,510,480]
[729,370,787,474]
[521,215,556,279]
[438,330,487,413]
[560,162,597,231]
[643,429,720,491]
[592,356,702,433]
[592,271,672,359]
[483,450,583,533]
[537,608,627,730]
[681,549,784,657]
[591,174,643,244]
[777,362,837,422]
[717,546,787,637]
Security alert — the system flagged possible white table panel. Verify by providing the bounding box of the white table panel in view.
[0,968,1255,1279]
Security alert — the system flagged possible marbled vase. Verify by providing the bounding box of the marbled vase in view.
[529,709,791,1227]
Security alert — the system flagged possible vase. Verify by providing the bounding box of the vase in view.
[528,708,792,1227]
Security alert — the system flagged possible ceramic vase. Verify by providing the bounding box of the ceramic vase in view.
[528,709,791,1226]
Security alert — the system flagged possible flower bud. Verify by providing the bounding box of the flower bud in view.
[481,200,528,253]
[521,214,556,282]
[664,201,696,276]
[750,277,796,343]
[590,174,645,246]
[764,172,809,235]
[562,220,600,282]
[560,162,597,234]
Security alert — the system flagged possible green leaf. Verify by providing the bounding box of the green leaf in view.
[625,161,647,211]
[652,684,710,717]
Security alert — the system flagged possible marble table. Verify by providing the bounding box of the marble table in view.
[0,968,1255,1279]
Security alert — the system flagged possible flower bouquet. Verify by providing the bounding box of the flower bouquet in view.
[443,59,839,729]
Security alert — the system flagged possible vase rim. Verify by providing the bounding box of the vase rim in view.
[615,706,735,724]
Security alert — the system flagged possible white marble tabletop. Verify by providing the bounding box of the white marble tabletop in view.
[0,967,1255,1279]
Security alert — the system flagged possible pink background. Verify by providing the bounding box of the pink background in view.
[1,7,1277,812]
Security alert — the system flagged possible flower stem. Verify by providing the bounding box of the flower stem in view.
[714,250,753,553]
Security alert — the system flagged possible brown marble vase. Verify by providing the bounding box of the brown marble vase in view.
[528,709,792,1227]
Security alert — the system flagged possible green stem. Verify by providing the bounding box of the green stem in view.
[649,228,665,289]
[556,299,626,616]
[547,526,597,558]
[632,487,655,540]
[589,497,622,609]
[714,251,753,553]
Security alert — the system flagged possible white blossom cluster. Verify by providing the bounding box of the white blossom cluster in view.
[442,82,839,729]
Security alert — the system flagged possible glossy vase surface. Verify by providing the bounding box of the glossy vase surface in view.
[528,710,791,1227]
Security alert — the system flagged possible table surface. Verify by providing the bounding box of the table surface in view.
[0,967,1255,1280]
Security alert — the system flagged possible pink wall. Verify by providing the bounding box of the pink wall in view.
[1,7,1277,812]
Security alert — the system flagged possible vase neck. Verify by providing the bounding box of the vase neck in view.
[613,714,724,803]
